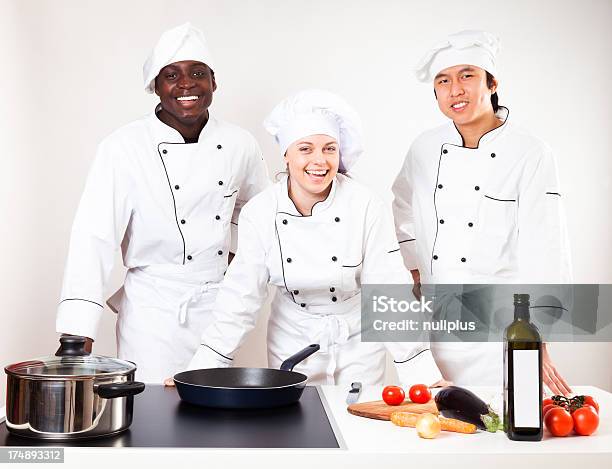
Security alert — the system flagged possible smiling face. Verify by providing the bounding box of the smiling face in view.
[433,64,497,127]
[284,134,339,202]
[154,60,217,136]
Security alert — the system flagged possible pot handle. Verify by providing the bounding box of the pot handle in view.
[96,382,146,399]
[55,335,90,357]
[280,344,320,371]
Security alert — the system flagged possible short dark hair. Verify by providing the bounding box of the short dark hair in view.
[486,72,500,113]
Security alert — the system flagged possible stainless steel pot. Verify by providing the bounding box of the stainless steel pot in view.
[4,336,145,440]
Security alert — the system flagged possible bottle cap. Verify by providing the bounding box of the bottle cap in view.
[513,293,530,306]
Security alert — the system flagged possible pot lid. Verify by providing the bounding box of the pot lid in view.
[5,336,136,378]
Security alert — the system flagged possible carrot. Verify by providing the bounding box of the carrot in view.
[439,416,477,434]
[390,411,419,427]
[391,411,477,434]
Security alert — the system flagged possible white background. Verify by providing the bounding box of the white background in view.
[1,0,611,406]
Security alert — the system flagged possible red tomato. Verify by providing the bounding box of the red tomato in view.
[571,404,598,415]
[382,386,405,406]
[544,407,574,437]
[408,384,432,404]
[542,397,554,408]
[582,396,599,414]
[543,404,557,417]
[572,406,599,436]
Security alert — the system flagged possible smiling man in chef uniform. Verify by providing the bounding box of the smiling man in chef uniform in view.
[55,23,269,383]
[392,30,572,394]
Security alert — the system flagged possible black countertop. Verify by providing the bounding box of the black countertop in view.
[1,385,339,448]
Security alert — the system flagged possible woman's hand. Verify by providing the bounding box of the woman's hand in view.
[542,343,572,396]
[411,269,421,299]
[430,379,452,388]
[163,377,175,387]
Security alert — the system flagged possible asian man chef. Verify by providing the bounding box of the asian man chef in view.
[55,23,269,383]
[392,30,572,395]
[178,89,443,386]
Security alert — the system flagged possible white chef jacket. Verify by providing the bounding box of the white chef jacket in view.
[392,107,572,385]
[193,174,442,385]
[56,109,269,354]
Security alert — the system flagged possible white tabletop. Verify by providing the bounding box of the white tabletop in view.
[320,385,612,454]
[1,385,610,468]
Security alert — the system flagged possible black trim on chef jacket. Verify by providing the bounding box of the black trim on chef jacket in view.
[342,260,363,268]
[274,217,296,302]
[484,195,517,202]
[430,146,444,276]
[157,142,189,264]
[393,348,430,364]
[60,298,104,309]
[398,238,416,244]
[430,107,511,276]
[286,195,329,218]
[546,192,561,196]
[200,344,234,361]
[276,208,336,219]
[452,106,510,149]
[277,211,306,218]
[387,248,400,254]
[223,189,239,198]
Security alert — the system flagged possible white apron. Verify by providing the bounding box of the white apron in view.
[268,292,387,385]
[108,258,222,383]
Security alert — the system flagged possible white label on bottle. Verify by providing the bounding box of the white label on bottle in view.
[513,349,540,428]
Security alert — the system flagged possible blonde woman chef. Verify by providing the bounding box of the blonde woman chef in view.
[55,23,269,383]
[392,31,572,394]
[180,90,442,385]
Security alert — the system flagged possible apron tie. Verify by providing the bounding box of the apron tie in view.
[271,293,360,353]
[108,261,224,322]
[310,314,350,354]
[176,283,211,325]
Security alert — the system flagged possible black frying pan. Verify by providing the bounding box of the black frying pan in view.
[173,344,320,409]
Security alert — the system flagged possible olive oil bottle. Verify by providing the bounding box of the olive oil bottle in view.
[503,294,543,441]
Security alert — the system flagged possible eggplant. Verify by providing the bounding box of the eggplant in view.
[434,386,501,432]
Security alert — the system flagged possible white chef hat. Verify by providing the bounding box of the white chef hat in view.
[415,30,500,83]
[143,22,216,94]
[263,89,363,173]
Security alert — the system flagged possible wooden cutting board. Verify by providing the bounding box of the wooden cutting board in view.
[347,399,438,420]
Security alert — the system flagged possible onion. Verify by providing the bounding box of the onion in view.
[416,413,441,439]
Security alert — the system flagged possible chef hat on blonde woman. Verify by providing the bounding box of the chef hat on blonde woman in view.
[415,30,500,83]
[143,22,216,93]
[263,89,363,173]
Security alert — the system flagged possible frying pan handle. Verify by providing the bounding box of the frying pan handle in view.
[280,344,320,371]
